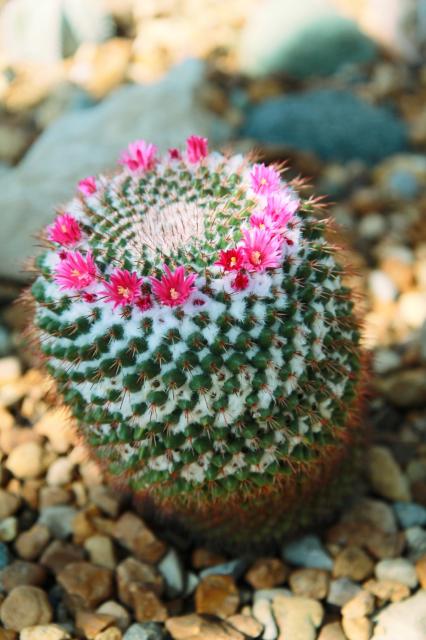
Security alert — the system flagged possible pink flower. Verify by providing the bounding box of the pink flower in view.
[150,265,196,307]
[265,189,299,228]
[186,135,208,163]
[119,140,158,172]
[168,147,181,160]
[54,251,97,291]
[135,294,153,312]
[250,163,280,195]
[101,269,144,308]
[232,271,249,291]
[215,248,245,272]
[249,211,279,233]
[241,228,282,272]
[78,176,97,196]
[48,214,82,247]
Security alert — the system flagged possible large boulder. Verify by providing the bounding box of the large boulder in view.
[0,60,232,282]
[242,89,407,163]
[238,0,377,77]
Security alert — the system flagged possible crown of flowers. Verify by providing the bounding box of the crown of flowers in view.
[46,135,300,312]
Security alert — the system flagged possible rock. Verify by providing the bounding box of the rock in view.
[0,586,52,631]
[0,0,112,64]
[368,271,398,304]
[117,557,163,607]
[227,614,263,638]
[0,629,17,640]
[33,409,75,454]
[333,547,374,582]
[372,590,426,639]
[399,293,426,330]
[199,558,248,580]
[342,616,373,640]
[0,518,18,542]
[123,622,166,640]
[367,446,411,501]
[245,558,288,589]
[282,534,333,570]
[327,578,362,607]
[130,587,167,623]
[89,485,123,518]
[375,558,418,588]
[252,597,277,640]
[15,523,50,560]
[166,614,244,640]
[342,591,375,619]
[289,568,330,599]
[374,154,426,200]
[0,543,11,569]
[195,574,239,618]
[238,0,376,77]
[393,502,426,528]
[415,555,426,588]
[39,487,72,509]
[84,535,116,570]
[242,90,406,164]
[97,601,130,632]
[363,578,410,603]
[72,509,98,544]
[0,560,47,591]
[38,505,78,539]
[19,625,70,640]
[46,457,75,487]
[57,561,114,609]
[0,60,231,281]
[76,610,116,639]
[0,357,21,384]
[157,548,185,598]
[373,348,401,376]
[318,622,347,640]
[272,594,324,640]
[191,548,226,570]
[5,443,47,479]
[377,369,426,408]
[40,540,85,574]
[326,520,404,560]
[341,499,397,534]
[95,629,122,640]
[405,526,426,562]
[113,512,166,565]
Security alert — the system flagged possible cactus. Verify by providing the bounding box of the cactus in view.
[30,136,363,551]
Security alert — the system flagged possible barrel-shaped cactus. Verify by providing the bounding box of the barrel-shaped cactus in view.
[30,136,363,550]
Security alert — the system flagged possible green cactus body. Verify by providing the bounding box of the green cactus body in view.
[31,137,363,551]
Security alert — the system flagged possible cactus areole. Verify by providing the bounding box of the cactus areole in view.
[31,136,363,550]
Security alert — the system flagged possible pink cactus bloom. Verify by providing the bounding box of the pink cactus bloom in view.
[78,176,97,196]
[241,228,282,272]
[168,147,182,160]
[119,140,158,172]
[215,247,245,272]
[265,189,299,228]
[54,251,97,291]
[150,265,196,307]
[249,211,280,233]
[101,269,144,308]
[186,135,208,163]
[250,163,281,195]
[231,271,249,291]
[48,214,82,247]
[135,294,153,312]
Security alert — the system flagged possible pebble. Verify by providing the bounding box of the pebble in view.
[89,485,123,518]
[95,629,122,640]
[0,517,17,542]
[282,535,333,570]
[318,622,347,640]
[117,557,164,606]
[342,616,373,640]
[191,548,226,569]
[342,591,375,619]
[39,487,72,509]
[0,542,11,569]
[375,558,418,588]
[33,409,75,455]
[333,546,374,582]
[227,614,263,638]
[40,540,86,574]
[0,358,21,385]
[372,589,426,639]
[76,610,116,638]
[0,490,20,519]
[0,560,47,591]
[157,548,185,597]
[166,614,244,640]
[199,558,248,580]
[393,501,426,528]
[245,557,287,589]
[289,568,330,599]
[57,561,114,609]
[415,555,426,588]
[0,586,52,631]
[195,574,239,618]
[363,578,410,603]
[130,586,167,623]
[38,506,78,540]
[342,499,397,534]
[123,622,166,640]
[19,625,70,640]
[84,535,116,570]
[367,446,411,502]
[97,601,131,631]
[5,443,47,480]
[405,526,426,561]
[272,594,324,640]
[252,597,277,640]
[327,578,362,607]
[113,513,166,564]
[0,630,17,640]
[15,523,50,560]
[377,369,426,409]
[326,520,404,560]
[46,457,74,487]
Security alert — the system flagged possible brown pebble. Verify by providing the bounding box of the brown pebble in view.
[342,591,375,619]
[0,561,47,592]
[15,523,51,560]
[333,546,374,581]
[363,578,410,603]
[227,613,263,637]
[0,630,17,640]
[289,568,330,599]
[0,490,20,519]
[39,486,72,509]
[166,613,244,640]
[195,574,239,618]
[57,561,114,609]
[0,586,52,631]
[96,601,130,631]
[40,540,86,574]
[72,508,99,544]
[84,535,116,570]
[113,512,167,564]
[342,616,373,640]
[415,554,426,588]
[76,610,115,639]
[117,557,164,606]
[20,625,71,640]
[318,622,347,640]
[130,585,167,623]
[191,548,227,569]
[89,486,123,518]
[245,557,288,589]
[94,628,122,640]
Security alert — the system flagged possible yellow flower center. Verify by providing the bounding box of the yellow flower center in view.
[251,250,261,265]
[71,269,81,277]
[61,225,68,232]
[118,286,130,298]
[230,256,237,266]
[259,223,265,230]
[170,288,179,300]
[260,178,267,185]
